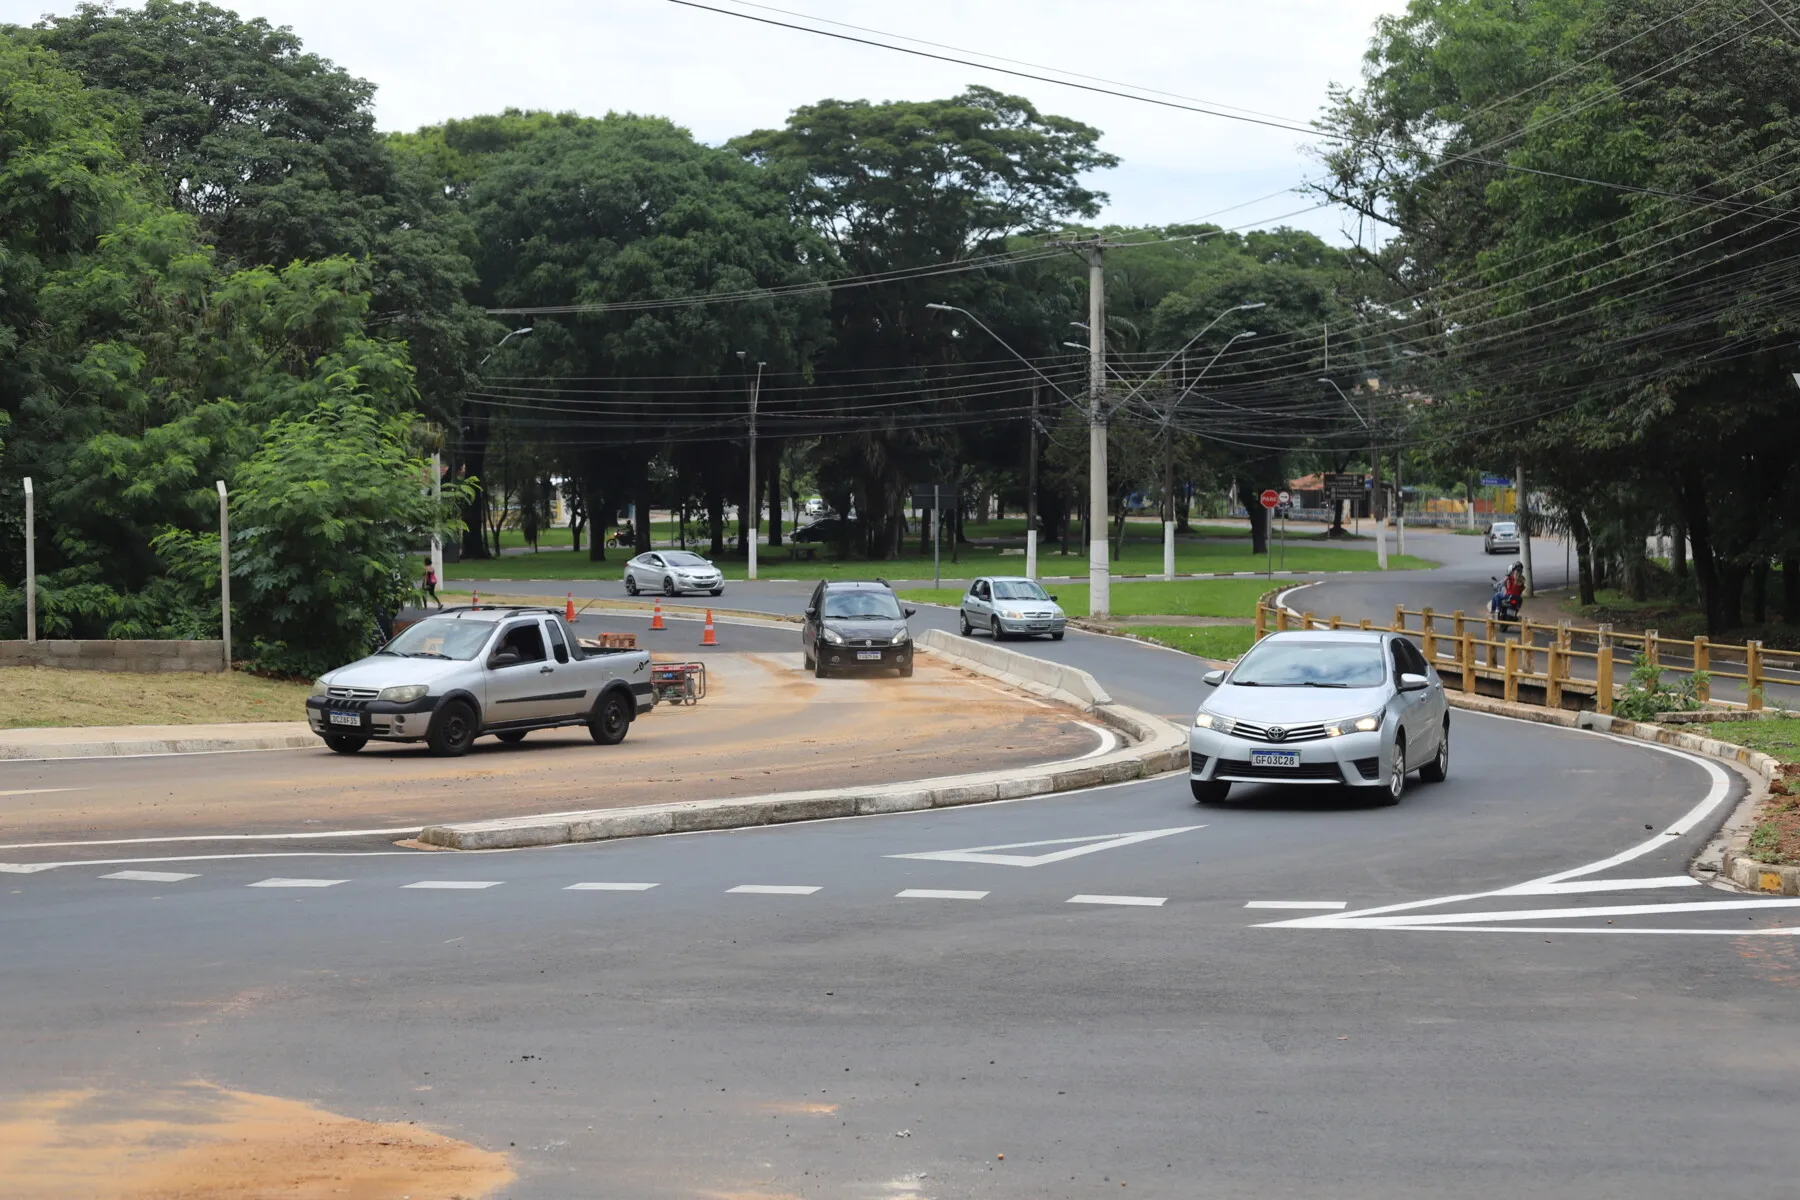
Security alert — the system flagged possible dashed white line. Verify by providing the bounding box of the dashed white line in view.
[1068,894,1166,907]
[565,882,660,891]
[403,880,502,890]
[896,888,989,900]
[727,884,821,895]
[1244,900,1348,910]
[248,878,348,888]
[101,870,197,883]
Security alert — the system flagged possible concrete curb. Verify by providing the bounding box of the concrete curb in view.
[0,727,317,760]
[1444,691,1797,894]
[418,643,1189,851]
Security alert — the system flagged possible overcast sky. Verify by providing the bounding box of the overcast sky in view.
[2,0,1408,242]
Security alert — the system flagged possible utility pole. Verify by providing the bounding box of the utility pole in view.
[1085,243,1110,616]
[1026,382,1040,581]
[737,353,765,580]
[217,480,232,670]
[1517,459,1534,596]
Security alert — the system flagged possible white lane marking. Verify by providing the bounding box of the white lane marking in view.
[565,882,659,891]
[1353,924,1800,937]
[1,850,450,872]
[102,870,197,883]
[1260,724,1737,932]
[1350,898,1800,928]
[728,884,821,895]
[0,863,60,874]
[0,745,313,764]
[1068,894,1166,907]
[403,880,502,890]
[896,888,989,900]
[1494,876,1699,897]
[1072,722,1119,761]
[888,825,1203,868]
[1272,581,1321,615]
[0,825,421,851]
[247,878,348,888]
[1244,900,1347,910]
[0,787,87,798]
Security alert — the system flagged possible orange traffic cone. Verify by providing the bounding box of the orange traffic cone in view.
[565,592,577,622]
[471,589,479,610]
[700,609,718,647]
[650,601,665,631]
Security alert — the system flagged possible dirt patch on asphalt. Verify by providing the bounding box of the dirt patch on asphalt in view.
[0,653,1099,851]
[0,1081,511,1199]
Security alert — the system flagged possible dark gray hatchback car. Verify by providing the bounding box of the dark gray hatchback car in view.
[802,580,916,677]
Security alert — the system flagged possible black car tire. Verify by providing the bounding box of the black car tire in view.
[496,730,528,745]
[959,612,973,637]
[625,575,639,595]
[1382,735,1407,805]
[813,654,829,678]
[1191,780,1231,804]
[663,576,677,596]
[710,588,723,596]
[990,617,1005,642]
[427,701,478,758]
[899,661,913,678]
[323,734,366,754]
[1419,721,1449,783]
[1051,631,1065,641]
[589,692,631,746]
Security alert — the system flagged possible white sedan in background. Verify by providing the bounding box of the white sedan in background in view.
[623,551,724,597]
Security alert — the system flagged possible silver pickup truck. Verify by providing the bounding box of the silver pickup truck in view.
[304,606,655,756]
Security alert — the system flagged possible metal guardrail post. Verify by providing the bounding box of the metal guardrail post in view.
[1504,643,1519,703]
[1693,636,1710,702]
[1747,640,1763,711]
[1597,644,1614,714]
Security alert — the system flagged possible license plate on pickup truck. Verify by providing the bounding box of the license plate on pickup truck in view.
[855,651,883,661]
[1250,750,1300,768]
[327,711,363,727]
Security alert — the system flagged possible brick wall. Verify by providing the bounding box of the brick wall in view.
[0,640,227,673]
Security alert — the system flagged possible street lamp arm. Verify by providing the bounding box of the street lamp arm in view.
[1116,301,1265,408]
[926,303,1079,407]
[1317,377,1370,429]
[1167,331,1257,410]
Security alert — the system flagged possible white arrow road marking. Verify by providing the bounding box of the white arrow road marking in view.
[101,870,197,883]
[1336,898,1800,929]
[0,863,60,874]
[1493,876,1699,897]
[887,825,1203,867]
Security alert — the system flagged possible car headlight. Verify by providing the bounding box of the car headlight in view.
[378,684,429,704]
[822,628,845,645]
[1324,712,1383,737]
[891,629,910,646]
[311,678,329,698]
[1000,609,1024,619]
[1193,711,1235,734]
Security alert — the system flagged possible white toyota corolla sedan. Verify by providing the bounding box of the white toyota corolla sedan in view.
[1189,630,1449,805]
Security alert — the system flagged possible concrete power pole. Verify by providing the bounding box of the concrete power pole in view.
[1086,243,1110,617]
[1026,381,1040,581]
[1517,460,1534,596]
[217,480,232,670]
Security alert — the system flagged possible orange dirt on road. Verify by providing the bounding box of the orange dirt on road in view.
[0,653,1096,848]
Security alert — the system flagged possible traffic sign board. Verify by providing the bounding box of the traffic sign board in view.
[1277,490,1291,506]
[1480,474,1513,488]
[1259,489,1280,509]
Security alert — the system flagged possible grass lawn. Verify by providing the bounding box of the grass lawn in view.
[1712,716,1800,864]
[0,666,312,728]
[896,578,1272,620]
[447,541,1432,583]
[1126,625,1259,661]
[1700,716,1800,762]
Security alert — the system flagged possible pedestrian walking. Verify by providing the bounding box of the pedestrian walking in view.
[423,565,442,609]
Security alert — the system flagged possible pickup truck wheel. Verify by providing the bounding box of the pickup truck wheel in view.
[323,734,366,754]
[495,730,528,745]
[427,701,478,757]
[624,575,639,596]
[589,692,631,745]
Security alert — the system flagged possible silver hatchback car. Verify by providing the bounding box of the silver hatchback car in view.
[1188,630,1450,805]
[959,576,1067,640]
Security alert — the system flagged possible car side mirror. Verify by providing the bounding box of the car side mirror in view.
[904,607,916,618]
[1398,672,1430,691]
[1049,595,1059,602]
[490,650,521,668]
[1202,669,1225,686]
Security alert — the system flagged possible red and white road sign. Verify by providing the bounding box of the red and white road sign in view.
[1259,489,1280,509]
[1278,490,1292,506]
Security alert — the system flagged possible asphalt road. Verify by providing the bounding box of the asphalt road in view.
[7,552,1800,1198]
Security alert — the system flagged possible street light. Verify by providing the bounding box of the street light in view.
[478,326,532,367]
[1145,330,1256,579]
[736,351,766,580]
[1319,378,1386,569]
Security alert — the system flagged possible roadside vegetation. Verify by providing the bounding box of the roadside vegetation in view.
[1708,717,1800,866]
[0,668,311,729]
[1118,625,1257,661]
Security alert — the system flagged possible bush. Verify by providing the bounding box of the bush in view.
[1613,654,1709,721]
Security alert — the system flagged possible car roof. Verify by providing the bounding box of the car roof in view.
[980,575,1042,584]
[820,579,892,591]
[423,606,553,623]
[1254,629,1396,644]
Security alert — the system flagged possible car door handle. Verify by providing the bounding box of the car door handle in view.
[539,666,554,674]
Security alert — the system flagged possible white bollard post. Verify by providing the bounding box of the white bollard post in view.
[1025,528,1038,581]
[1163,519,1176,581]
[430,451,444,589]
[217,480,232,670]
[23,476,35,643]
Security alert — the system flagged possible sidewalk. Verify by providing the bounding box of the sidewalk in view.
[0,721,315,760]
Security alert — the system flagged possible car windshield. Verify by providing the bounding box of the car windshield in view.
[1492,523,1516,535]
[823,590,903,619]
[992,580,1050,601]
[663,552,710,568]
[382,618,495,661]
[1230,640,1387,688]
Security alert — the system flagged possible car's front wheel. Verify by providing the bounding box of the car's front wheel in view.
[1419,721,1449,783]
[898,661,913,678]
[588,693,631,745]
[1051,631,1065,641]
[710,588,723,596]
[959,612,973,637]
[663,576,677,596]
[990,617,1005,641]
[1191,780,1231,804]
[427,701,478,758]
[1382,735,1407,805]
[624,574,639,596]
[813,654,829,678]
[323,734,366,755]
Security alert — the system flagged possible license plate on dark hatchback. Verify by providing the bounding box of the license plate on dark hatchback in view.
[1250,750,1300,768]
[855,651,882,661]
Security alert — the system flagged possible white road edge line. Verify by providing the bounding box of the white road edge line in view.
[1244,900,1347,910]
[896,889,989,900]
[402,880,502,890]
[0,826,423,851]
[1067,894,1166,907]
[248,878,348,888]
[565,882,660,891]
[727,884,821,895]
